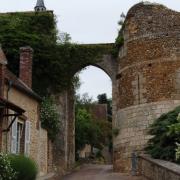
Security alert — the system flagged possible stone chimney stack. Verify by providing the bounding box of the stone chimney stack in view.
[19,47,33,88]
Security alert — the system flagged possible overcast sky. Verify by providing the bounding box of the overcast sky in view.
[0,0,179,100]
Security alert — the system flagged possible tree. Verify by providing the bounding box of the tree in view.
[58,32,71,44]
[75,93,112,157]
[75,108,111,153]
[75,93,93,111]
[97,93,108,104]
[75,108,93,151]
[146,106,180,164]
[75,94,97,153]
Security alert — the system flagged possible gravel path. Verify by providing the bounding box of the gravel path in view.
[62,164,141,180]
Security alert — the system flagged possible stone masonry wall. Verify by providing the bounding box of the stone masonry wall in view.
[139,155,180,180]
[51,92,68,175]
[51,87,75,176]
[114,2,180,172]
[38,128,48,176]
[47,140,53,173]
[114,100,180,172]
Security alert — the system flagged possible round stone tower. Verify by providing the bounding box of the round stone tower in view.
[113,2,180,172]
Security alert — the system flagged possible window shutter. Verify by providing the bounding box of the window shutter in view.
[11,120,17,154]
[25,121,31,156]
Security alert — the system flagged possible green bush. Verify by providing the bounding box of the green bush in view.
[40,97,60,141]
[8,155,38,180]
[96,150,103,158]
[175,143,180,161]
[0,153,16,180]
[146,106,180,163]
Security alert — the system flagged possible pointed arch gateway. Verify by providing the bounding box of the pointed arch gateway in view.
[51,48,118,172]
[76,54,118,83]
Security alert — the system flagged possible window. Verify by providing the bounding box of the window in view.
[11,118,31,156]
[16,121,24,154]
[24,121,31,156]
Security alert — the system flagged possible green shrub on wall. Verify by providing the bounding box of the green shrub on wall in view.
[176,143,180,161]
[8,155,38,180]
[0,153,16,180]
[40,97,60,141]
[146,106,180,164]
[0,12,56,76]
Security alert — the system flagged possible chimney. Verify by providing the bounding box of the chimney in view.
[19,47,33,88]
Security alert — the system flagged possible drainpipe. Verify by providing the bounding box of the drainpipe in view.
[5,80,13,152]
[131,151,138,176]
[7,80,12,100]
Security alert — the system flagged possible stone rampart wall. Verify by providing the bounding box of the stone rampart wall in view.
[113,100,180,172]
[114,2,180,172]
[139,155,180,180]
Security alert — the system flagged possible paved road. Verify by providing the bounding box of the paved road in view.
[62,164,141,180]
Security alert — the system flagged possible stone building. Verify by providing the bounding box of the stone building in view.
[0,46,48,176]
[113,2,180,172]
[88,104,108,121]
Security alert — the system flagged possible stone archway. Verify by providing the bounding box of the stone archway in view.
[50,51,118,174]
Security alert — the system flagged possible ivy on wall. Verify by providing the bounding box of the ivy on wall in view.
[40,97,60,141]
[112,21,125,57]
[0,12,56,75]
[0,12,114,96]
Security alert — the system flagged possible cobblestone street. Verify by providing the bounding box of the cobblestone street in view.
[62,164,141,180]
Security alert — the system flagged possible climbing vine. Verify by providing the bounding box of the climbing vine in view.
[40,97,60,141]
[0,12,114,96]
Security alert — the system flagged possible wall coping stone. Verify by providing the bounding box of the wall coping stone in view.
[119,100,180,111]
[140,154,180,176]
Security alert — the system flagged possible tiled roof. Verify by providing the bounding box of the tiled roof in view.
[0,47,7,65]
[0,96,25,114]
[5,69,41,102]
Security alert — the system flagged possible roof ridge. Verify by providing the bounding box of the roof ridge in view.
[5,69,41,101]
